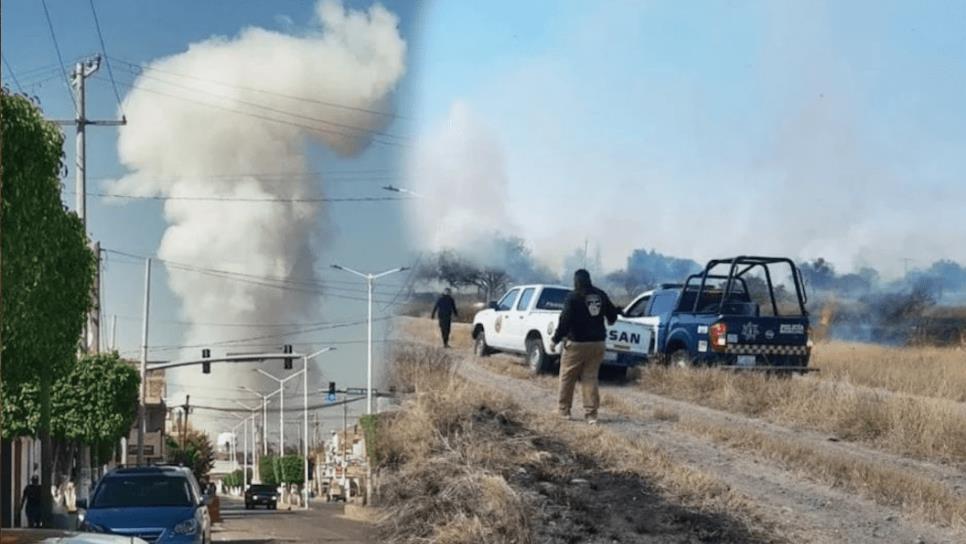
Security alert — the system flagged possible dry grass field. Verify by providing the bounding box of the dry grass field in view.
[812,341,966,401]
[387,317,966,542]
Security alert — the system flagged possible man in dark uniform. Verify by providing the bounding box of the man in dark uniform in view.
[22,475,43,527]
[431,287,459,348]
[551,269,619,424]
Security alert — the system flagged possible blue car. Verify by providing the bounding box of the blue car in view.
[78,466,212,544]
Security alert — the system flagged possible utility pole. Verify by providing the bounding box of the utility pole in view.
[137,258,152,466]
[50,56,127,230]
[51,56,125,352]
[110,314,118,352]
[89,241,101,353]
[343,394,349,500]
[179,395,191,447]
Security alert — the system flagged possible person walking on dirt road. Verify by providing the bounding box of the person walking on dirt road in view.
[431,288,459,348]
[551,269,619,424]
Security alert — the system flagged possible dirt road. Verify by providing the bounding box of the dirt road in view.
[398,317,965,543]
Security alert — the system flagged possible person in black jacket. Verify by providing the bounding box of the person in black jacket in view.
[21,475,43,527]
[431,288,459,348]
[551,269,619,424]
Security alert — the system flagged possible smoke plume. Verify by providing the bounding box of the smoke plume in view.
[406,101,516,263]
[111,1,405,398]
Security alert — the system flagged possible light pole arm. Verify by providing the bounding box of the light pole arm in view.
[373,267,409,280]
[330,264,367,279]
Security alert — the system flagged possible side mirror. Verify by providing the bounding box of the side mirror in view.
[76,498,88,510]
[488,301,499,311]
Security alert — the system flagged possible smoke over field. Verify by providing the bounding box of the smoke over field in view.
[111,0,406,392]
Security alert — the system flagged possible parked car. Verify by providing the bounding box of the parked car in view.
[0,529,148,544]
[244,484,278,510]
[471,284,651,377]
[621,256,813,370]
[77,466,212,544]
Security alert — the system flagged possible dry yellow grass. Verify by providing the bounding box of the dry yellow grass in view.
[812,341,966,402]
[377,344,534,544]
[678,417,966,529]
[378,343,782,543]
[637,366,966,466]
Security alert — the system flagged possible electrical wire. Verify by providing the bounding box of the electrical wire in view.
[109,56,408,121]
[102,248,403,294]
[87,0,124,112]
[1,53,25,93]
[82,191,415,203]
[97,75,406,147]
[40,0,74,108]
[110,63,405,141]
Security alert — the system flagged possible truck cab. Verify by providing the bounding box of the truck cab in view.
[622,256,812,370]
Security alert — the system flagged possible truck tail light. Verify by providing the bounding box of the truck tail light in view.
[709,322,728,352]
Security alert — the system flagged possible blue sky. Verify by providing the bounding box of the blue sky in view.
[2,0,423,435]
[410,0,966,279]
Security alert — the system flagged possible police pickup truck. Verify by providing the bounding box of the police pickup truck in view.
[471,284,651,377]
[621,256,812,369]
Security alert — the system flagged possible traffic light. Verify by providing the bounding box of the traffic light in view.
[328,382,336,396]
[283,344,293,370]
[201,348,211,374]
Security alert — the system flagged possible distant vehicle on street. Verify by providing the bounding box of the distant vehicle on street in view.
[244,484,278,510]
[621,256,812,370]
[0,529,148,544]
[471,284,651,377]
[77,466,212,544]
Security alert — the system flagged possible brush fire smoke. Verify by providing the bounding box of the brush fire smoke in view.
[110,1,406,413]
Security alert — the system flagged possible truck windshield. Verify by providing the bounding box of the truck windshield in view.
[92,475,194,508]
[536,288,569,310]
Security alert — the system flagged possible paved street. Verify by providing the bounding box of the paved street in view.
[213,497,373,543]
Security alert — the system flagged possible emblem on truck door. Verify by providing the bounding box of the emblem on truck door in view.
[742,322,760,341]
[495,316,503,333]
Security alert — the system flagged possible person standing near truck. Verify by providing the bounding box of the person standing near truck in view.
[431,287,459,348]
[551,269,619,424]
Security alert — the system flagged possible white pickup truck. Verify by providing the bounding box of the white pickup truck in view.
[471,284,652,377]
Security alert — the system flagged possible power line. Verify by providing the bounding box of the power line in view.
[79,191,414,203]
[1,54,25,93]
[110,64,406,141]
[40,0,74,107]
[97,75,406,147]
[87,170,401,183]
[102,248,404,293]
[141,325,393,354]
[109,56,409,121]
[87,0,124,111]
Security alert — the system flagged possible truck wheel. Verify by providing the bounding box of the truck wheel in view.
[669,349,694,368]
[474,332,492,357]
[526,338,550,374]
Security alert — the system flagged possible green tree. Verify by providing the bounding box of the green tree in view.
[51,353,140,463]
[259,455,279,486]
[1,90,97,523]
[277,455,304,485]
[166,429,215,484]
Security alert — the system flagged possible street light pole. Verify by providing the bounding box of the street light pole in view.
[330,265,408,415]
[137,258,151,466]
[240,386,279,456]
[256,369,303,455]
[300,347,335,510]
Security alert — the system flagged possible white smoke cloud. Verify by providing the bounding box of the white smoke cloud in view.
[406,101,517,262]
[111,0,405,411]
